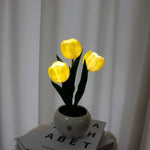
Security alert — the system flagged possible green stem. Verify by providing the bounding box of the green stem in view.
[72,59,74,66]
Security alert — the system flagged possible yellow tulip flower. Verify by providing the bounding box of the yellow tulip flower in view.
[60,38,82,59]
[83,50,105,72]
[48,61,70,83]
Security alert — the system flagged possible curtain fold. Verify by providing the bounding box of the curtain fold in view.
[0,0,150,150]
[0,0,41,150]
[140,97,150,150]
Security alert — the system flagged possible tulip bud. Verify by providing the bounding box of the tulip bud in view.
[83,50,105,72]
[61,38,82,59]
[48,61,70,83]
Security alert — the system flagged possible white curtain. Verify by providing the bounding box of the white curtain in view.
[0,0,150,150]
[0,0,41,149]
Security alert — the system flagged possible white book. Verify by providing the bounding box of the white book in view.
[15,144,24,150]
[15,120,109,150]
[15,140,26,150]
[16,136,114,150]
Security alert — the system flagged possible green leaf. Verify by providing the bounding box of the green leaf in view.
[56,55,63,62]
[51,81,71,106]
[74,61,89,106]
[62,53,82,104]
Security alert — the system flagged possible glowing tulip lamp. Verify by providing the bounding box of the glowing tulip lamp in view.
[48,38,105,138]
[48,61,70,83]
[61,38,82,59]
[83,50,105,72]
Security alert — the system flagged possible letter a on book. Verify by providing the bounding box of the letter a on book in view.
[92,123,99,128]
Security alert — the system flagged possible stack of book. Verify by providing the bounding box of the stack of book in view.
[15,120,114,150]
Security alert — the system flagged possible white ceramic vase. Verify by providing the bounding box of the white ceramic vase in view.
[54,105,91,139]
